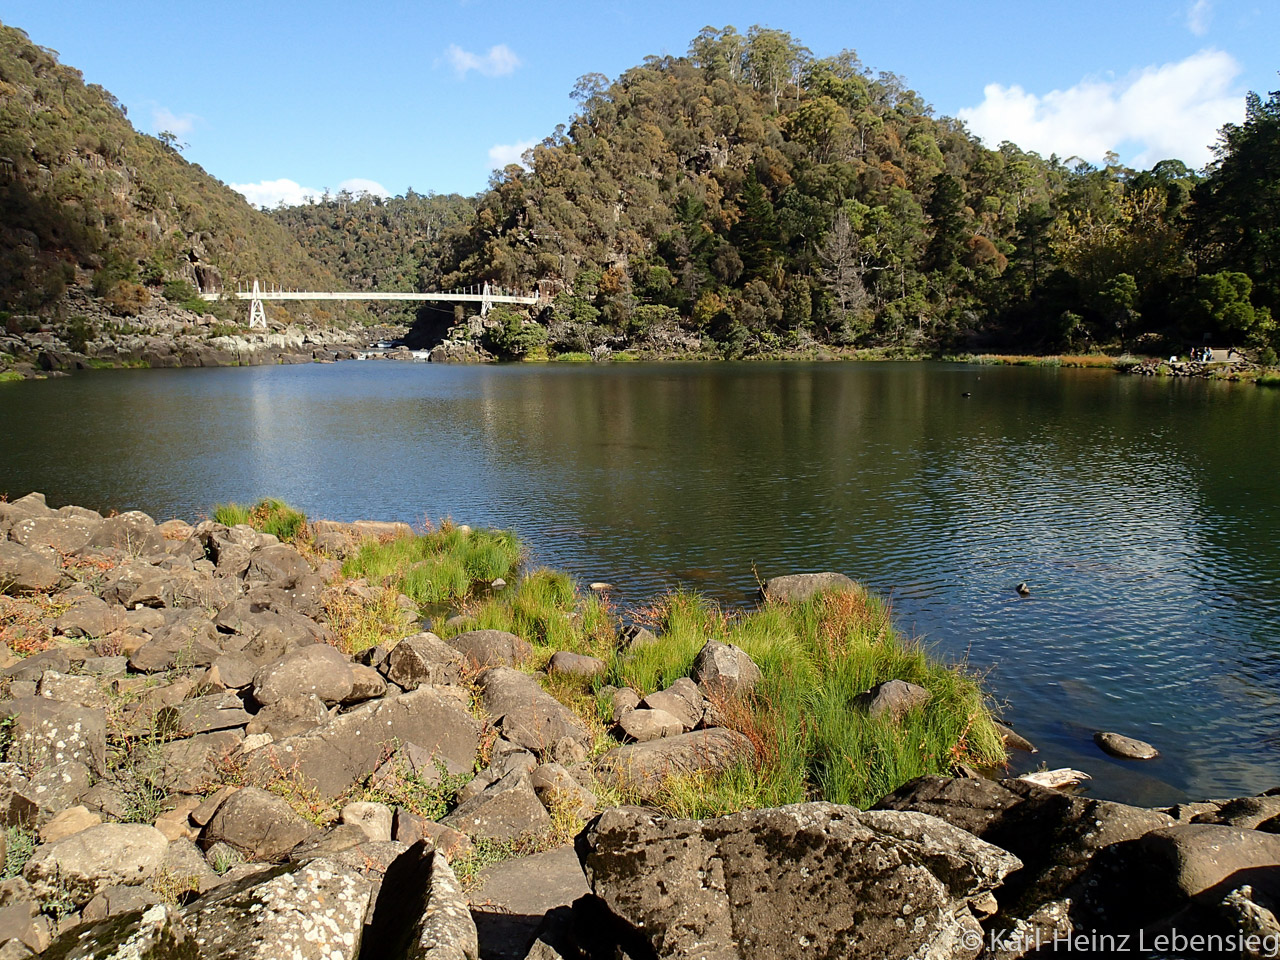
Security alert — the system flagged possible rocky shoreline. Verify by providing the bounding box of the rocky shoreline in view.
[0,289,398,380]
[0,493,1278,958]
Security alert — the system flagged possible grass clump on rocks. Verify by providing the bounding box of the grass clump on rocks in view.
[613,587,1005,813]
[212,497,308,543]
[340,522,521,607]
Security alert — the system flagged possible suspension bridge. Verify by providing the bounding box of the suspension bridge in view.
[200,279,540,329]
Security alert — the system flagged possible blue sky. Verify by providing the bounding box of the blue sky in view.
[2,1,1274,205]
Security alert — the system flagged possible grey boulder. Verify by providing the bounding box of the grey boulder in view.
[202,785,318,861]
[23,823,169,904]
[448,629,532,668]
[251,642,355,706]
[691,640,762,697]
[762,571,856,603]
[580,803,1021,960]
[594,728,756,801]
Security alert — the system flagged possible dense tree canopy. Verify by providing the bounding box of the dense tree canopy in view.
[404,27,1276,356]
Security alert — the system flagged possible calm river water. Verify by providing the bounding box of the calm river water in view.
[2,360,1278,804]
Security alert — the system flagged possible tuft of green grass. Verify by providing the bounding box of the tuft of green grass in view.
[1258,371,1280,387]
[611,587,1006,813]
[0,370,25,383]
[552,351,592,363]
[213,498,308,543]
[440,568,613,666]
[211,502,251,528]
[341,523,522,608]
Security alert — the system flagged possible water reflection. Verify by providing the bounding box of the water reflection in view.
[1,361,1278,803]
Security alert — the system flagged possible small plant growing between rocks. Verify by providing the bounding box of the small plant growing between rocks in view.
[148,869,202,905]
[106,720,178,825]
[2,826,36,879]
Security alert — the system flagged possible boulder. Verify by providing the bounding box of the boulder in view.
[691,640,762,697]
[530,762,598,819]
[27,759,92,814]
[855,679,932,720]
[341,801,394,843]
[180,857,373,959]
[310,519,414,559]
[127,612,223,672]
[248,687,481,799]
[1193,796,1280,829]
[1082,824,1280,935]
[640,679,704,730]
[477,667,590,754]
[163,692,254,736]
[2,646,72,682]
[874,775,1175,925]
[385,632,464,689]
[580,803,1021,960]
[0,697,105,772]
[23,823,168,904]
[214,597,329,660]
[995,721,1038,753]
[610,687,641,722]
[547,651,607,679]
[39,806,101,844]
[202,786,318,861]
[443,771,551,841]
[245,543,312,585]
[244,693,330,740]
[160,837,220,893]
[0,542,60,594]
[618,707,684,742]
[762,571,857,603]
[1094,731,1159,760]
[251,642,354,706]
[40,903,189,960]
[360,843,477,960]
[54,596,127,638]
[7,515,100,554]
[159,730,245,793]
[619,624,657,651]
[80,884,162,922]
[449,629,532,668]
[36,671,108,708]
[391,809,474,860]
[595,728,756,801]
[84,511,165,558]
[471,846,590,960]
[207,652,258,690]
[346,663,388,702]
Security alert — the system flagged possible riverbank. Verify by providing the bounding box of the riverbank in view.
[3,494,1279,957]
[0,287,396,381]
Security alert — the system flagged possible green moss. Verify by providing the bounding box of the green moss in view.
[0,370,22,383]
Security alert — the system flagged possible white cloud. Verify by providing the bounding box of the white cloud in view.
[338,177,390,198]
[150,105,198,137]
[957,49,1244,169]
[1187,0,1213,35]
[487,139,536,170]
[445,43,521,78]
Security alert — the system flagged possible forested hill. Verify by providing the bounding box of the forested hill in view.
[0,22,340,321]
[403,25,1273,359]
[269,191,475,325]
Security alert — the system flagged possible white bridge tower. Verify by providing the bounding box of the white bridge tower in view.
[247,279,267,330]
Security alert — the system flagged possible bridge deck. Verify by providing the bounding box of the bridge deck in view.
[200,291,538,304]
